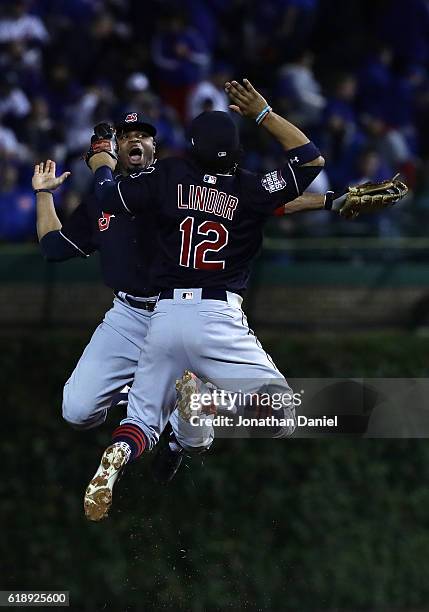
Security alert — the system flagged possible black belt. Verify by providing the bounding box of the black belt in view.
[114,291,157,311]
[158,288,228,301]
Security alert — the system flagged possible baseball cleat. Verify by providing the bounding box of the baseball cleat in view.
[151,437,184,484]
[84,442,130,522]
[175,370,217,421]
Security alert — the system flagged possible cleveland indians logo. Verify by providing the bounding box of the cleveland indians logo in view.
[125,113,138,123]
[98,212,115,231]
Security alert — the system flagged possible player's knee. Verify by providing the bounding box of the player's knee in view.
[62,390,106,430]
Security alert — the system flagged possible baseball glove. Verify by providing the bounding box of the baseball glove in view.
[85,122,118,167]
[338,174,408,219]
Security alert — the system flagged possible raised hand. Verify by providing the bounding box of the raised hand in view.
[224,79,269,119]
[32,160,71,191]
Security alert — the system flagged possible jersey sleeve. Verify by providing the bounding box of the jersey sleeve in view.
[54,202,97,258]
[245,162,322,215]
[95,165,159,214]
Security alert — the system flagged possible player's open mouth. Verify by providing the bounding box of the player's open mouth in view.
[128,147,143,164]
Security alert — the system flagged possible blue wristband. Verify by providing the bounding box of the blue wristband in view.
[255,105,271,124]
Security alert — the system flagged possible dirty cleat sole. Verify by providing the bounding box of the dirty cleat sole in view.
[84,443,130,522]
[175,370,202,421]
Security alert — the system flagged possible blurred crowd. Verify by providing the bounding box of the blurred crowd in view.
[1,0,429,242]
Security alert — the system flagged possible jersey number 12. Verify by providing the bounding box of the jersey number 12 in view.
[179,216,229,270]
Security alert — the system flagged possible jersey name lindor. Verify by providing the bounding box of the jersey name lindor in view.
[177,184,238,220]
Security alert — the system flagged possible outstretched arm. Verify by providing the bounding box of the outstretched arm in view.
[33,160,94,261]
[274,190,354,216]
[274,193,326,216]
[272,183,401,218]
[32,159,70,240]
[225,79,324,167]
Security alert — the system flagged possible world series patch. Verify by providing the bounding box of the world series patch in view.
[261,170,287,193]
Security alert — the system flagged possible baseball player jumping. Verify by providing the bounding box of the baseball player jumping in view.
[33,113,214,485]
[83,79,324,521]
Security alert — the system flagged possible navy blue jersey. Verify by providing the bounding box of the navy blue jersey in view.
[40,175,157,296]
[98,155,322,292]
